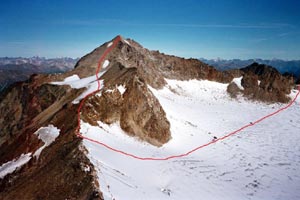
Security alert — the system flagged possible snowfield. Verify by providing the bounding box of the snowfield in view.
[82,79,300,200]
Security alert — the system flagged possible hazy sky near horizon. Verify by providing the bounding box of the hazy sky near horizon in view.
[0,0,299,59]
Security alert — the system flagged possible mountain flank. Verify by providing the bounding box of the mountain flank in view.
[0,35,296,199]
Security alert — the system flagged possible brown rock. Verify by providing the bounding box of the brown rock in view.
[227,82,241,98]
[240,63,293,103]
[81,63,171,146]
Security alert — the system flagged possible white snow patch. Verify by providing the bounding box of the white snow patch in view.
[33,125,60,158]
[51,71,107,104]
[84,165,90,172]
[231,76,244,90]
[117,85,126,95]
[124,39,130,45]
[107,42,113,47]
[102,60,110,69]
[72,80,104,104]
[104,85,126,95]
[51,73,101,89]
[81,78,300,200]
[64,74,80,82]
[258,80,261,86]
[105,89,115,93]
[0,153,32,179]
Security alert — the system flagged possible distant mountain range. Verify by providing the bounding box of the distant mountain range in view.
[0,57,79,71]
[0,57,79,91]
[1,57,300,92]
[200,58,300,79]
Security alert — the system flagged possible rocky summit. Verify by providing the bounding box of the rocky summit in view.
[0,35,296,200]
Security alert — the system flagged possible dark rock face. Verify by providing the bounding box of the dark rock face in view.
[227,82,241,98]
[240,63,294,103]
[119,74,170,146]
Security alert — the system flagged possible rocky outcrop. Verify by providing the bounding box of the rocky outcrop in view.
[227,82,242,98]
[81,62,171,146]
[239,63,294,103]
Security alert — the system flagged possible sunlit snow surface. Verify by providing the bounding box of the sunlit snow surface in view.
[33,125,60,158]
[117,85,126,95]
[103,60,110,69]
[51,71,106,104]
[0,153,32,179]
[123,39,130,45]
[107,42,113,47]
[82,79,300,200]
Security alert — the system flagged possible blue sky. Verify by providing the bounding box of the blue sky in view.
[0,0,299,59]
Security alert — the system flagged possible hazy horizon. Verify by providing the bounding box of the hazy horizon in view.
[1,55,300,62]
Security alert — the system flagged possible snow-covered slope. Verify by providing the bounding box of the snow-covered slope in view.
[82,79,300,200]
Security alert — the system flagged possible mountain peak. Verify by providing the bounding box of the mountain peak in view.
[241,62,279,76]
[0,35,297,199]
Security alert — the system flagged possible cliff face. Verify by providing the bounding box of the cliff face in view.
[0,35,296,199]
[80,63,171,146]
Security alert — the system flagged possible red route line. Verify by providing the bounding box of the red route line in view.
[75,35,300,161]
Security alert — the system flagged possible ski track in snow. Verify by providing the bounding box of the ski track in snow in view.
[82,79,300,200]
